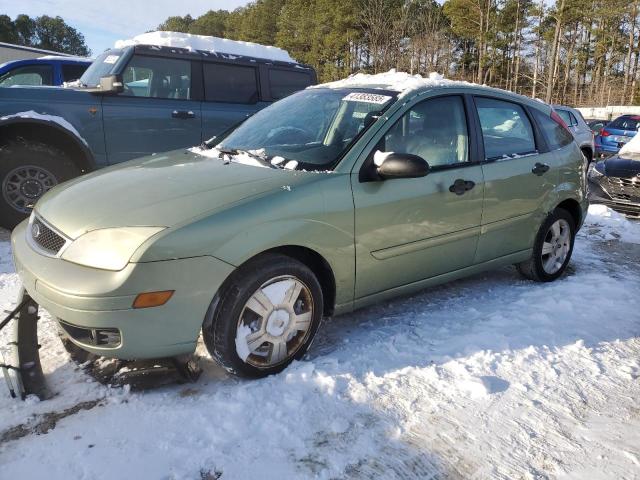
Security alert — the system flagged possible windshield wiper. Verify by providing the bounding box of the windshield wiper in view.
[216,147,278,169]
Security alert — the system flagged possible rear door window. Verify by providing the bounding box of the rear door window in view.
[269,69,312,99]
[203,63,259,104]
[0,65,53,87]
[475,97,536,160]
[530,108,573,150]
[62,64,88,83]
[121,55,192,99]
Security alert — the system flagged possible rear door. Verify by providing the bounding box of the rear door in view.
[200,61,268,142]
[475,97,561,263]
[102,54,202,164]
[352,94,485,299]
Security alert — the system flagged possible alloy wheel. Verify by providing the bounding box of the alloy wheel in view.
[2,165,58,214]
[541,218,571,274]
[236,275,314,368]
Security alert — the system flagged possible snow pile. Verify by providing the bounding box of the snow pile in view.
[1,207,640,477]
[582,204,640,244]
[115,31,295,63]
[315,69,475,97]
[618,130,640,155]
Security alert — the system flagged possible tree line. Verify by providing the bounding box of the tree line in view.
[158,0,640,107]
[0,14,90,57]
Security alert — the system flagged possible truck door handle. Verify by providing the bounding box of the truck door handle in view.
[172,110,195,119]
[532,162,550,176]
[449,179,475,195]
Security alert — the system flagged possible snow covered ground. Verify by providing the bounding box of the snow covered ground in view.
[0,206,638,479]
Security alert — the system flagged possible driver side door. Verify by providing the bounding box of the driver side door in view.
[102,54,202,164]
[351,95,485,300]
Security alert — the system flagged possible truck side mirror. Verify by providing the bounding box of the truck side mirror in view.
[98,75,124,94]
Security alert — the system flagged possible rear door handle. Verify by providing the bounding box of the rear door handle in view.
[172,110,195,119]
[449,179,476,195]
[532,162,550,176]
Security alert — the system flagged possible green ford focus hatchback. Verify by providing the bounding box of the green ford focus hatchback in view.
[11,72,588,377]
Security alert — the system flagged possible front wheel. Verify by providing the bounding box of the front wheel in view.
[517,208,576,282]
[203,254,323,377]
[0,140,80,230]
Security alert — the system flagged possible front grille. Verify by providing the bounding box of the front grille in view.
[30,216,67,255]
[602,176,640,202]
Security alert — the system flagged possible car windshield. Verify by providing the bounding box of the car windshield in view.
[78,49,123,87]
[218,88,397,170]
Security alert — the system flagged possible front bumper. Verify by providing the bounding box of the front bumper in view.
[11,220,235,360]
[588,179,640,218]
[594,143,620,158]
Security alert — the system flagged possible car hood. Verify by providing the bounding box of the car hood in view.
[600,154,640,178]
[36,149,309,239]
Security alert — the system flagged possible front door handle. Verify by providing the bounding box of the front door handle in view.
[172,110,195,119]
[449,179,475,195]
[532,162,550,176]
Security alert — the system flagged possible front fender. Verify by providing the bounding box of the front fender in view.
[213,218,354,307]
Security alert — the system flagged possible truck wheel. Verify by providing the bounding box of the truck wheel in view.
[0,140,80,230]
[203,253,323,377]
[516,208,576,282]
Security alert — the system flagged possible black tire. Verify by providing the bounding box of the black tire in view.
[0,139,80,230]
[203,253,324,378]
[516,208,576,282]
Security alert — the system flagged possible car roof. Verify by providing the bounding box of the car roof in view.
[0,57,91,72]
[119,44,315,71]
[314,70,548,110]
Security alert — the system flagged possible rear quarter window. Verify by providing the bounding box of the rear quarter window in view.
[530,108,573,150]
[269,69,312,100]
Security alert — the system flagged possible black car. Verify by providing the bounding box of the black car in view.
[588,153,640,217]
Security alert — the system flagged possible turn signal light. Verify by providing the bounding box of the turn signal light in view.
[133,290,174,309]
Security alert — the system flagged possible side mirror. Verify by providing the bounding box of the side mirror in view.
[97,75,124,94]
[377,152,430,180]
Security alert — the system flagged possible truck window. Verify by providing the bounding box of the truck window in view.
[62,64,88,83]
[203,63,259,104]
[0,65,53,87]
[269,69,312,100]
[121,55,192,100]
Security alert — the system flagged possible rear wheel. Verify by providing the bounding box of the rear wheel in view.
[517,208,576,282]
[0,140,80,229]
[203,253,323,377]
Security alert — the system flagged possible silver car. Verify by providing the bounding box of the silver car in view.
[553,105,595,163]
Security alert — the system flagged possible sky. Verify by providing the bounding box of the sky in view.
[3,0,251,56]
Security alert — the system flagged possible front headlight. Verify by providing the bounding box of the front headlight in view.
[61,227,165,271]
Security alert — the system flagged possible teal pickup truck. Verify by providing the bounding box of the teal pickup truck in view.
[0,43,316,229]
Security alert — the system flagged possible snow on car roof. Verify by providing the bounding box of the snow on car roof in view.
[314,69,513,99]
[115,31,295,63]
[38,55,91,62]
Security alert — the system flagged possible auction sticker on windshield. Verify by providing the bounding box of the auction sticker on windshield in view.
[342,92,393,104]
[103,55,120,64]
